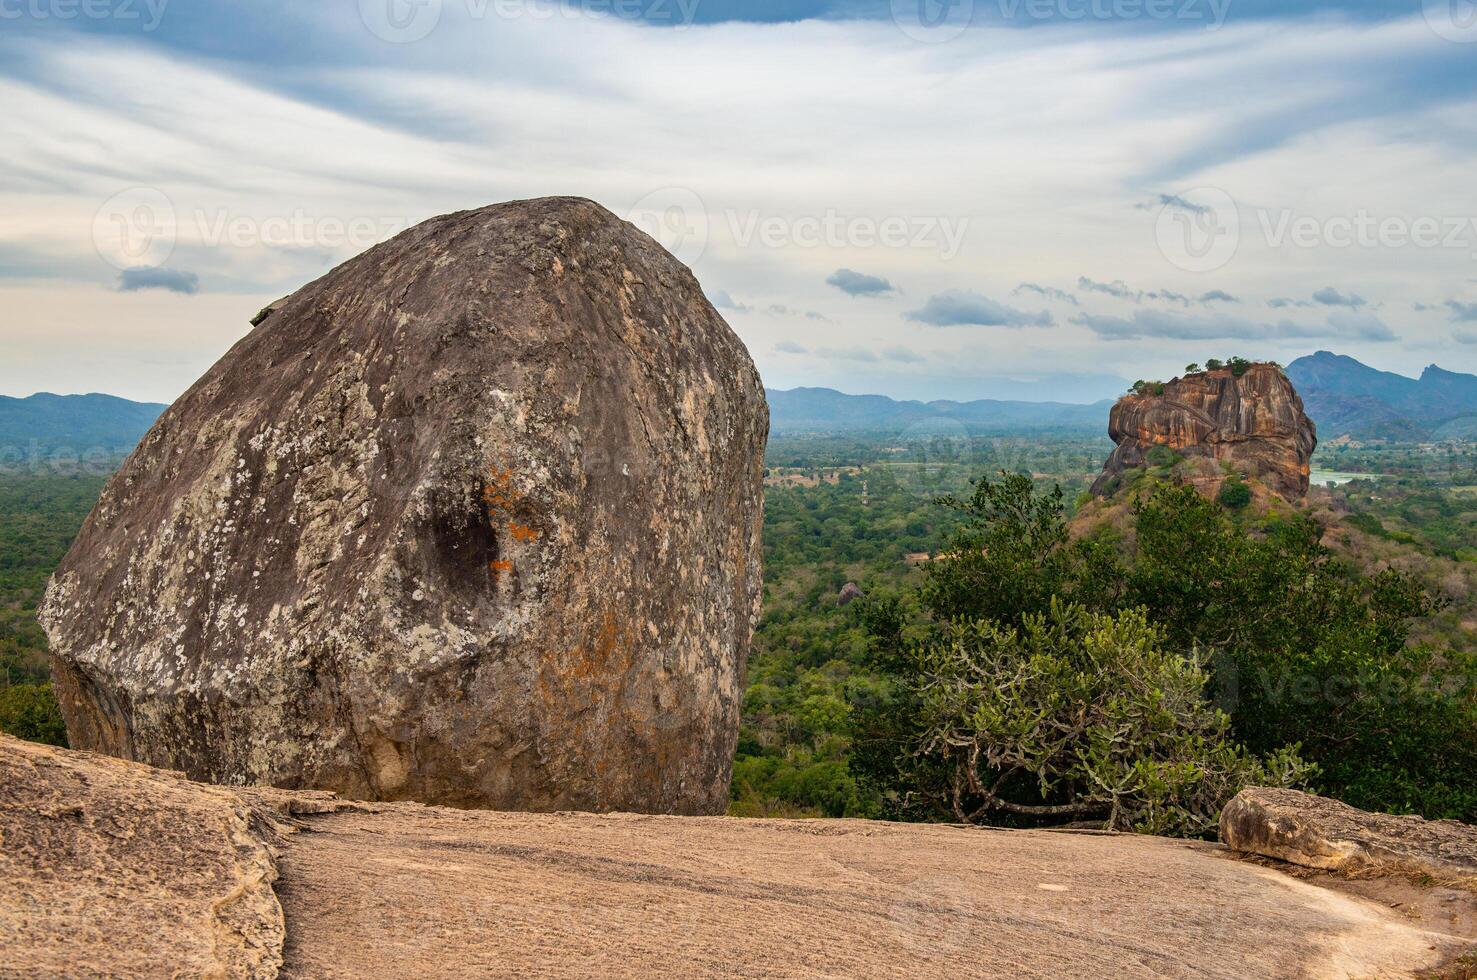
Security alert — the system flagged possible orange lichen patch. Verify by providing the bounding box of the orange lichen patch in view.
[481,466,521,515]
[508,523,540,543]
[489,559,514,580]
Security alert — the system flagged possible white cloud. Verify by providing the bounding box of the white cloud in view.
[1,13,1474,400]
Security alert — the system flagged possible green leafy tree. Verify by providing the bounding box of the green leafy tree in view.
[911,601,1311,836]
[1216,477,1251,509]
[859,477,1477,824]
[0,683,67,746]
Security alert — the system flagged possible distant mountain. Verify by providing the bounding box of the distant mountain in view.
[767,387,1110,434]
[0,393,166,461]
[1285,352,1477,440]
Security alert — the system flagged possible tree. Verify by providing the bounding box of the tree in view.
[1205,358,1224,370]
[0,683,67,746]
[1185,363,1201,374]
[859,477,1477,824]
[1217,477,1251,509]
[911,601,1311,836]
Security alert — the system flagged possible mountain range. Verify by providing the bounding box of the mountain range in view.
[0,393,166,461]
[2,352,1474,452]
[1285,351,1477,440]
[766,387,1110,434]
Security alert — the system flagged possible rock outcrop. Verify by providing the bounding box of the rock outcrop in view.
[7,735,1474,980]
[1221,787,1477,885]
[0,735,285,978]
[1091,363,1316,500]
[39,196,768,815]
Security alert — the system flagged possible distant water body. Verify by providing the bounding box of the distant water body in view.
[1309,469,1381,486]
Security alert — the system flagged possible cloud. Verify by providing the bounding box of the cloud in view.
[774,340,808,354]
[905,291,1053,328]
[1078,276,1139,301]
[1073,308,1396,343]
[1137,193,1211,215]
[882,345,924,363]
[709,289,751,312]
[1325,310,1397,341]
[117,267,200,294]
[1198,290,1239,304]
[1268,297,1313,309]
[1144,289,1193,306]
[1077,278,1210,307]
[815,345,878,362]
[825,268,894,296]
[1013,282,1077,306]
[1312,286,1367,308]
[1444,300,1477,322]
[766,304,831,322]
[4,6,1477,400]
[1456,330,1477,345]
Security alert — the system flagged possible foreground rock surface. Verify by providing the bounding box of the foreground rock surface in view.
[0,736,283,978]
[6,737,1474,979]
[40,196,767,814]
[1222,786,1477,885]
[1091,363,1316,500]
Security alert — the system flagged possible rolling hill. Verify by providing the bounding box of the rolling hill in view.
[1285,352,1477,440]
[0,393,166,462]
[767,387,1110,434]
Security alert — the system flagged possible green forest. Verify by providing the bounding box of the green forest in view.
[4,431,1475,831]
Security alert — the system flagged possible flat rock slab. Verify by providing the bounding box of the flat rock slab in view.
[1222,787,1477,885]
[4,736,1473,979]
[274,804,1471,979]
[0,735,283,979]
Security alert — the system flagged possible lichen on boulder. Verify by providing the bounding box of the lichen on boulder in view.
[40,196,768,815]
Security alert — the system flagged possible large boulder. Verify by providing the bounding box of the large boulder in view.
[40,196,768,815]
[1221,787,1477,885]
[1091,363,1316,500]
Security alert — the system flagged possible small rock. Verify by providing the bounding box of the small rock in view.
[1220,787,1477,884]
[837,582,864,607]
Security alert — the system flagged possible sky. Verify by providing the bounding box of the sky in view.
[2,0,1477,404]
